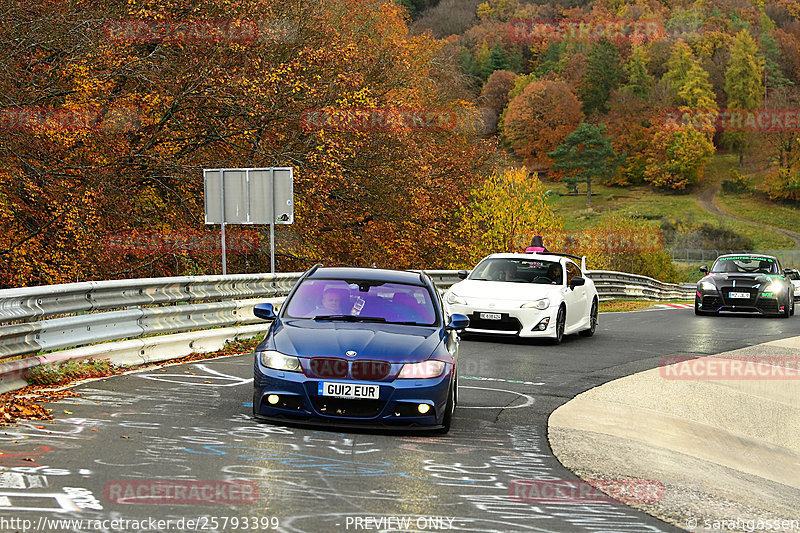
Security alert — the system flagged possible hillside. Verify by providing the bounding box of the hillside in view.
[1,0,799,287]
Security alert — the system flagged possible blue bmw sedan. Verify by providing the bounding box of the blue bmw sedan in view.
[252,266,469,433]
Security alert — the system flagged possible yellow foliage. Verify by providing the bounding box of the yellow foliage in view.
[456,168,562,266]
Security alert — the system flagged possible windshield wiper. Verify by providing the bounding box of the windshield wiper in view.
[312,314,386,323]
[386,320,431,326]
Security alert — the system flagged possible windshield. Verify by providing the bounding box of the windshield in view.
[711,256,780,274]
[283,279,438,325]
[469,258,563,285]
[787,271,800,281]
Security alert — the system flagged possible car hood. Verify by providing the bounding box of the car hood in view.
[700,273,775,286]
[268,319,442,363]
[449,279,562,301]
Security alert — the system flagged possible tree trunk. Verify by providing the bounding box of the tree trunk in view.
[586,179,592,208]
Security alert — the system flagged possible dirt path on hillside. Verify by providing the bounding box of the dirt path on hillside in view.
[696,182,800,249]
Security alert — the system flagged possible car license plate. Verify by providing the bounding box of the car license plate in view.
[729,292,750,299]
[318,382,379,399]
[480,312,502,320]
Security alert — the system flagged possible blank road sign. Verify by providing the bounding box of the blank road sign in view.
[204,168,293,225]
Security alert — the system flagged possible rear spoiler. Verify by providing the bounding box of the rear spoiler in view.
[526,251,587,271]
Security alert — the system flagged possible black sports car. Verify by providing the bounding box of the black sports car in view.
[695,254,795,317]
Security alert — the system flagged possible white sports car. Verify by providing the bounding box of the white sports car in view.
[787,268,800,301]
[444,252,599,343]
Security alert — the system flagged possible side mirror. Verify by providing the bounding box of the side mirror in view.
[569,276,586,290]
[700,265,709,274]
[446,313,469,331]
[254,303,277,320]
[457,270,469,280]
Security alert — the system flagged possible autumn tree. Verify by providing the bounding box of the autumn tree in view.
[502,80,583,168]
[457,168,562,265]
[0,0,492,286]
[663,40,695,100]
[643,126,715,190]
[624,45,654,98]
[548,123,620,207]
[579,39,624,116]
[724,29,765,166]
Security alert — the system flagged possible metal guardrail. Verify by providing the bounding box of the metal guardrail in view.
[0,269,691,392]
[588,270,695,302]
[670,249,800,267]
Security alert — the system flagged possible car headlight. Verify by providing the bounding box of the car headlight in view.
[521,298,550,310]
[767,279,784,292]
[446,292,467,306]
[397,360,445,379]
[259,350,301,372]
[699,280,716,291]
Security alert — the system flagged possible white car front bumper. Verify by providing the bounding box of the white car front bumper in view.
[448,303,558,338]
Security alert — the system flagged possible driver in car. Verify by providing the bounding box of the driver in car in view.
[546,264,562,285]
[315,289,345,315]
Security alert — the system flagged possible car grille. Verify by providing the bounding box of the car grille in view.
[701,296,721,310]
[311,398,385,418]
[308,358,348,379]
[350,360,391,380]
[307,358,390,380]
[719,287,756,307]
[468,313,521,332]
[756,300,779,314]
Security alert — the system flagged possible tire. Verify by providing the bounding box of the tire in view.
[695,298,713,316]
[782,292,792,318]
[552,305,566,345]
[579,299,598,337]
[436,379,455,434]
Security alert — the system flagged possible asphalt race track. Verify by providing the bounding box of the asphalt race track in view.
[2,308,797,533]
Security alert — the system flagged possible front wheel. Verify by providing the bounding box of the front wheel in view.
[782,293,792,318]
[580,299,598,337]
[695,298,713,316]
[436,380,455,434]
[552,305,566,345]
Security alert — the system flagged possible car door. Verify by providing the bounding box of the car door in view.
[564,261,588,328]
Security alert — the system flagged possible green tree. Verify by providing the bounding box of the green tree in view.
[724,29,765,165]
[679,62,718,110]
[548,123,620,207]
[579,40,624,116]
[482,43,510,79]
[475,39,492,79]
[663,40,695,99]
[624,45,654,98]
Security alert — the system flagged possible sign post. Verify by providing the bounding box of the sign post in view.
[204,167,293,274]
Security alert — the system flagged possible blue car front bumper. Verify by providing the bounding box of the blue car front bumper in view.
[253,364,452,429]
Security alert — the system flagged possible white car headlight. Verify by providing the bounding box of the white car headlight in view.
[521,298,550,310]
[446,292,467,306]
[699,280,716,291]
[259,350,301,372]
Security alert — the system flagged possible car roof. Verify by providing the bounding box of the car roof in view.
[307,267,427,286]
[715,253,778,261]
[480,253,571,263]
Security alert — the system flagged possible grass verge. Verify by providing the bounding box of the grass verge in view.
[599,300,692,313]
